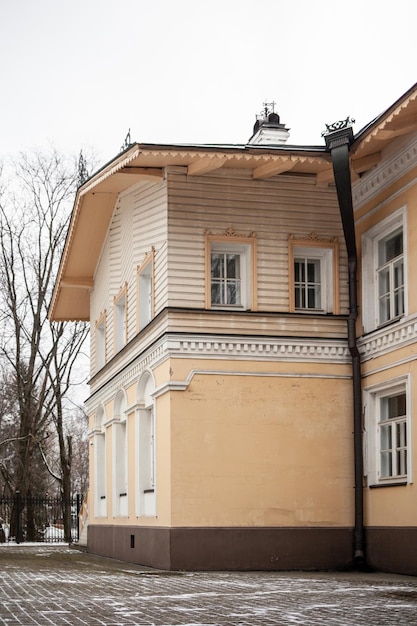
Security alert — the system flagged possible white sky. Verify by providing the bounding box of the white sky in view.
[1,0,416,166]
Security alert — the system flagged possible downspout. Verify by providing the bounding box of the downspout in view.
[324,123,365,567]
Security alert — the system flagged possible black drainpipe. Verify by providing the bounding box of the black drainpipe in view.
[324,123,365,567]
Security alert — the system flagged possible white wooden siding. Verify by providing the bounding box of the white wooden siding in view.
[90,179,167,372]
[166,167,349,312]
[90,166,349,376]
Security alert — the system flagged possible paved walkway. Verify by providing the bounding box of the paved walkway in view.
[1,544,417,625]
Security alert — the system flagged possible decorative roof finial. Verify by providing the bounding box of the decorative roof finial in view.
[120,128,132,153]
[321,116,355,137]
[77,150,89,187]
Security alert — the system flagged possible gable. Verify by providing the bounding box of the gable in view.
[50,82,417,322]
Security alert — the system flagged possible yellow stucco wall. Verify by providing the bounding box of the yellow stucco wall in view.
[168,366,354,527]
[88,356,354,529]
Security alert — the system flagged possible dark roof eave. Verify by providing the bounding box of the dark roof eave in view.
[134,141,328,155]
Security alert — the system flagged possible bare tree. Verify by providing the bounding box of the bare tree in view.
[0,366,55,498]
[68,407,89,496]
[0,149,89,541]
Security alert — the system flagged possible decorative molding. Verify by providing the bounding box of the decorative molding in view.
[358,315,417,362]
[103,416,121,429]
[205,227,257,239]
[154,368,351,401]
[166,337,349,361]
[86,333,350,415]
[137,247,155,271]
[114,283,128,303]
[288,232,338,244]
[86,340,168,414]
[95,310,106,326]
[353,135,417,210]
[322,117,355,136]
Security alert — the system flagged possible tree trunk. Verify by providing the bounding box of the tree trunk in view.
[61,436,73,543]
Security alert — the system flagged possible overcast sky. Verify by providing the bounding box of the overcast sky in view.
[1,0,416,167]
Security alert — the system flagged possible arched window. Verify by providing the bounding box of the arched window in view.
[136,371,156,516]
[113,390,128,517]
[94,406,107,517]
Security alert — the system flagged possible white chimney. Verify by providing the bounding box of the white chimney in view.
[248,104,290,145]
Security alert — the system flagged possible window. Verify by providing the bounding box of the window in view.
[294,255,322,309]
[140,408,155,490]
[95,313,106,370]
[377,229,404,325]
[114,286,127,352]
[113,391,128,517]
[362,208,406,333]
[379,392,407,479]
[136,372,156,517]
[211,251,242,306]
[364,377,411,486]
[93,407,107,517]
[137,249,154,331]
[205,229,257,310]
[289,234,339,313]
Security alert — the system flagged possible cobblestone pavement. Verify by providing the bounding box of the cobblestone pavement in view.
[1,545,417,625]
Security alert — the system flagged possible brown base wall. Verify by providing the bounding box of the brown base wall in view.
[365,527,417,576]
[87,525,354,571]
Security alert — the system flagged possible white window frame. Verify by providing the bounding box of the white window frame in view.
[205,230,257,311]
[93,407,107,518]
[364,376,412,486]
[112,392,128,518]
[361,207,407,333]
[288,235,339,314]
[137,249,154,332]
[95,313,106,371]
[114,286,127,352]
[136,371,156,517]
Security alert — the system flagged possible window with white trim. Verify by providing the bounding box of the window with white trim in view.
[136,372,156,517]
[114,287,127,352]
[205,230,257,310]
[288,235,339,314]
[139,408,155,491]
[379,391,407,479]
[362,208,406,333]
[364,377,411,486]
[95,314,106,370]
[211,249,243,306]
[377,228,404,325]
[113,392,128,517]
[93,407,107,518]
[137,250,154,331]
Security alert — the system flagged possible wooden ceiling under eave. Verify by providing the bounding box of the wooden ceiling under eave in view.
[128,146,333,180]
[50,164,166,322]
[351,83,417,167]
[51,191,115,321]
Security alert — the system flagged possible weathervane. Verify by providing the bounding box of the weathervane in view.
[261,100,277,117]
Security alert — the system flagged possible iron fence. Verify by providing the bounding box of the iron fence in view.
[0,492,82,544]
